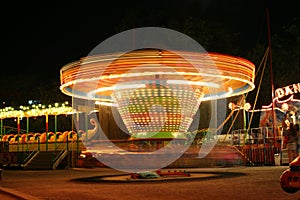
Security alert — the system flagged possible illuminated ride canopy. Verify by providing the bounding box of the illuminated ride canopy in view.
[60,49,255,138]
[0,103,73,119]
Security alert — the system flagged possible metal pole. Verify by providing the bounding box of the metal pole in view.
[76,112,79,154]
[242,96,247,144]
[55,115,57,150]
[231,115,234,130]
[85,113,88,141]
[266,7,277,149]
[247,111,250,129]
[17,117,20,134]
[0,119,2,138]
[26,117,29,151]
[46,114,48,151]
[26,117,29,133]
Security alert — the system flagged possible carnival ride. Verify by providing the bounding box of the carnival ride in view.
[0,103,90,169]
[60,49,255,138]
[59,49,256,171]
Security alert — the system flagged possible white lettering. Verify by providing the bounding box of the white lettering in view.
[275,82,300,99]
[285,86,294,96]
[275,88,285,98]
[293,83,300,93]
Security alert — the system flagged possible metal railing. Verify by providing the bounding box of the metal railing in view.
[22,151,39,168]
[52,150,68,169]
[230,127,283,166]
[231,127,283,146]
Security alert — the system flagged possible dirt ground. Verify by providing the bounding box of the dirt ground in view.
[0,166,299,200]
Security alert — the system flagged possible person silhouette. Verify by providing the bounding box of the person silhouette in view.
[287,123,297,163]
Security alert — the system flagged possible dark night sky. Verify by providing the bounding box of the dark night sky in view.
[0,0,299,104]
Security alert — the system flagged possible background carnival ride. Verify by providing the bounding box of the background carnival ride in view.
[259,83,300,127]
[0,102,86,169]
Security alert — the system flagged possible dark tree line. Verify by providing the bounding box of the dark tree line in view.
[0,0,299,131]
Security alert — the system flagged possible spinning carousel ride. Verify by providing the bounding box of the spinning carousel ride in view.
[60,49,255,139]
[60,48,255,171]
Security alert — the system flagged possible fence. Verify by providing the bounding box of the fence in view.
[231,127,284,166]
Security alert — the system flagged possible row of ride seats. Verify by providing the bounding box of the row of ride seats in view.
[0,131,80,144]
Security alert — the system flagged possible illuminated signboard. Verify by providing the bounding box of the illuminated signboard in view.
[275,83,300,99]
